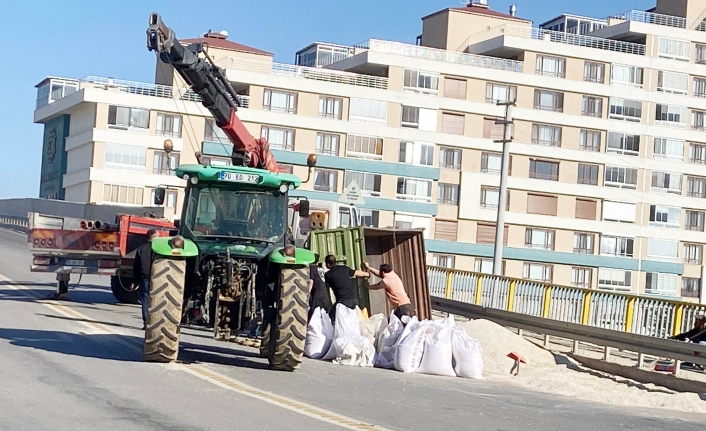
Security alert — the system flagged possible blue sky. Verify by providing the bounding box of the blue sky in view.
[0,0,650,199]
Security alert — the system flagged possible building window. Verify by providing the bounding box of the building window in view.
[527,194,557,216]
[403,69,439,94]
[598,268,632,292]
[344,171,381,197]
[576,199,597,220]
[476,224,508,245]
[263,89,297,114]
[104,144,146,172]
[609,98,642,122]
[434,220,458,241]
[695,78,706,98]
[690,143,706,164]
[653,138,684,161]
[523,263,553,283]
[655,104,687,127]
[261,126,294,151]
[647,239,679,262]
[360,209,379,228]
[439,147,461,170]
[682,278,701,298]
[580,130,601,152]
[441,112,465,135]
[582,96,603,118]
[108,106,149,131]
[649,205,681,228]
[438,183,459,205]
[658,37,690,61]
[535,55,565,78]
[684,244,703,265]
[607,132,640,156]
[156,113,182,137]
[205,119,228,142]
[525,228,555,250]
[574,232,594,254]
[278,164,294,174]
[604,166,638,189]
[433,255,455,268]
[201,156,231,166]
[349,98,387,124]
[651,171,682,194]
[611,64,644,89]
[692,110,706,130]
[399,141,434,166]
[686,210,705,231]
[485,83,517,104]
[600,236,634,258]
[657,71,688,95]
[572,267,592,289]
[697,44,706,64]
[401,106,420,128]
[577,164,599,185]
[444,77,467,99]
[645,273,678,296]
[533,89,564,112]
[346,135,383,160]
[314,169,338,192]
[316,133,340,156]
[153,151,179,175]
[474,258,506,275]
[531,124,561,147]
[319,96,342,119]
[103,184,145,205]
[480,186,509,210]
[396,178,432,202]
[688,176,706,198]
[481,152,504,174]
[529,159,559,181]
[584,61,605,83]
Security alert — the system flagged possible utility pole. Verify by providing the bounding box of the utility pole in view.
[491,100,515,307]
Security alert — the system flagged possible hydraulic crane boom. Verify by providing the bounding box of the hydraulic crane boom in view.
[146,13,278,172]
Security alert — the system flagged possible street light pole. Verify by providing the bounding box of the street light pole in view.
[491,100,515,307]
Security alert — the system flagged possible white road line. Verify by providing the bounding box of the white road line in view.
[1,274,395,431]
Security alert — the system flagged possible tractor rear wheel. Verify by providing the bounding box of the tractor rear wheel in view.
[110,270,140,304]
[143,258,186,362]
[269,267,309,371]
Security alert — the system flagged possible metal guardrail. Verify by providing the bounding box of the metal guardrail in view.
[427,267,703,339]
[432,297,706,371]
[608,9,706,31]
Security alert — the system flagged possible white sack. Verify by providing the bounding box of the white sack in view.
[416,326,456,377]
[322,304,361,361]
[374,313,405,369]
[394,320,431,373]
[451,327,484,379]
[331,334,376,367]
[304,307,333,359]
[360,313,387,347]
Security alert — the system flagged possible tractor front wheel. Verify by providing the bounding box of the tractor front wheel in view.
[269,267,309,371]
[143,258,186,362]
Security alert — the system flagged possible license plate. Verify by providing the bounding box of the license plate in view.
[219,171,260,184]
[65,259,85,266]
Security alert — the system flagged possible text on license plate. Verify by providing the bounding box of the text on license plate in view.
[65,259,85,266]
[219,172,260,183]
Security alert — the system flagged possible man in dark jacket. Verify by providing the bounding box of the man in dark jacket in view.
[307,260,332,322]
[671,312,706,343]
[131,229,158,330]
[323,254,369,324]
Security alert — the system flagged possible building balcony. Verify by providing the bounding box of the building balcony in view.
[607,10,706,31]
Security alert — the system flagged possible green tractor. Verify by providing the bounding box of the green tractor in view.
[147,157,317,371]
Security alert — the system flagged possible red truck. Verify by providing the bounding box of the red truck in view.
[27,212,174,302]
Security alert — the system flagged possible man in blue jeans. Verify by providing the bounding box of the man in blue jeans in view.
[131,229,158,330]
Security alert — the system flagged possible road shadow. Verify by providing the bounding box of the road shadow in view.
[0,281,118,307]
[37,313,143,331]
[552,353,675,395]
[178,341,269,370]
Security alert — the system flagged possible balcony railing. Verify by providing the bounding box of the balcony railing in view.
[608,9,706,31]
[356,39,524,73]
[218,57,389,90]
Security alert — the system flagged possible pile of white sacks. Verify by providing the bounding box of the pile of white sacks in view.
[304,304,484,379]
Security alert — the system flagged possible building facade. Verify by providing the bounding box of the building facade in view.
[33,0,706,302]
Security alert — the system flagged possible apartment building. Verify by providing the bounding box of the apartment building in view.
[33,0,706,302]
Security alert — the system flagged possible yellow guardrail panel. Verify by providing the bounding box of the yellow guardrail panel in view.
[581,291,591,325]
[507,280,516,312]
[475,275,483,305]
[674,304,684,337]
[542,286,552,319]
[625,297,635,333]
[445,272,454,300]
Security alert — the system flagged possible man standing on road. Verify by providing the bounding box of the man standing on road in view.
[323,254,369,323]
[363,262,415,320]
[308,258,332,322]
[131,229,159,330]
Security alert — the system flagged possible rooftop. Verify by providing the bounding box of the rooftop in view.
[423,3,531,23]
[181,32,272,56]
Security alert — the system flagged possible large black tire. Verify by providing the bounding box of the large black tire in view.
[110,272,140,304]
[269,267,309,371]
[259,325,270,358]
[143,258,186,362]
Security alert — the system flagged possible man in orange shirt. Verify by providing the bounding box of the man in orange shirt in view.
[363,262,415,320]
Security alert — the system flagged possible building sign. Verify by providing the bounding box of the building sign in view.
[339,180,366,205]
[39,114,70,200]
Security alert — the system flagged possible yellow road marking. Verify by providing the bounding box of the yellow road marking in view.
[1,274,395,431]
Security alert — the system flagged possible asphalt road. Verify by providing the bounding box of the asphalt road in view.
[1,226,705,431]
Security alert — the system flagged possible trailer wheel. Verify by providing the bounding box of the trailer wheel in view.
[110,271,140,304]
[269,267,309,371]
[143,258,185,363]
